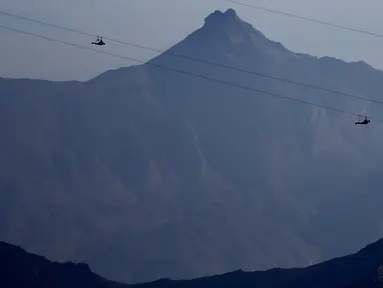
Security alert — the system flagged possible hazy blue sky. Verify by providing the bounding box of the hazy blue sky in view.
[1,0,383,81]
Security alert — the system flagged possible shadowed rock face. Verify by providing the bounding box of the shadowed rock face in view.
[2,8,383,284]
[2,240,383,288]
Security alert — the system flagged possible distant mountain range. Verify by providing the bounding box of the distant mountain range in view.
[2,239,383,287]
[1,8,383,284]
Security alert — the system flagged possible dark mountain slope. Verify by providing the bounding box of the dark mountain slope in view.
[2,8,383,284]
[2,240,383,288]
[0,241,124,288]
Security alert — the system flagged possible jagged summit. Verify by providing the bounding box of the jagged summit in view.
[203,8,256,33]
[145,7,292,68]
[204,8,240,24]
[199,8,289,55]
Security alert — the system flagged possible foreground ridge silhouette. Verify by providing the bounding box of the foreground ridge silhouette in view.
[2,239,383,288]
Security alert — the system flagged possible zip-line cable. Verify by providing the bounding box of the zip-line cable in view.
[1,10,383,106]
[222,0,383,39]
[0,24,380,123]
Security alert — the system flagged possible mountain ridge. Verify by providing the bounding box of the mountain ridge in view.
[94,9,382,83]
[2,239,383,287]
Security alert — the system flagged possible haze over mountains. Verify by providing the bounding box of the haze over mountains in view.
[1,8,383,284]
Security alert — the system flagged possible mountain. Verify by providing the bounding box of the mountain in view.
[2,239,383,288]
[2,8,383,284]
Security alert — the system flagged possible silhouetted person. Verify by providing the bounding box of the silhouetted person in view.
[92,37,105,46]
[355,116,370,125]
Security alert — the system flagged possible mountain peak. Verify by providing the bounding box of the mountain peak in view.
[204,9,240,26]
[197,8,289,56]
[201,8,266,42]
